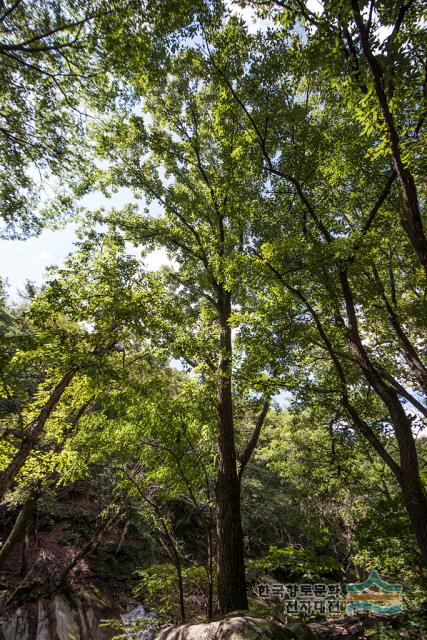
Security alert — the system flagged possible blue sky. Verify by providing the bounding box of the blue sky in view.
[0,223,77,299]
[0,188,111,298]
[0,187,173,299]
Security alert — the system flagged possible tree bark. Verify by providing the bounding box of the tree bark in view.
[20,519,31,577]
[338,269,427,566]
[398,432,427,567]
[0,496,36,570]
[206,518,214,620]
[215,289,248,614]
[351,0,427,277]
[0,367,78,502]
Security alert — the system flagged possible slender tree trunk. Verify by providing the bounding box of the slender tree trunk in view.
[372,265,427,392]
[0,367,78,502]
[206,513,214,620]
[173,546,186,623]
[115,520,129,555]
[159,516,185,623]
[215,290,248,614]
[351,0,427,277]
[157,522,186,622]
[0,345,118,503]
[282,272,427,568]
[339,270,427,565]
[20,519,31,577]
[0,496,36,570]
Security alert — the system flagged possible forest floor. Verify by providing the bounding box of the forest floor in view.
[309,612,427,639]
[1,482,426,639]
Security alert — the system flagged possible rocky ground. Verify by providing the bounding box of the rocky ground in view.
[1,484,426,639]
[2,606,426,640]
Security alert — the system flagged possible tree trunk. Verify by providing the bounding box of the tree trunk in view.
[351,0,427,277]
[0,346,118,503]
[0,367,78,502]
[0,496,36,570]
[286,272,427,569]
[206,519,214,620]
[372,265,427,393]
[20,519,31,577]
[390,404,427,568]
[162,521,186,623]
[339,269,427,566]
[398,460,427,568]
[215,290,248,614]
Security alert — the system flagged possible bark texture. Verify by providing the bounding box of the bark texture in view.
[215,290,248,614]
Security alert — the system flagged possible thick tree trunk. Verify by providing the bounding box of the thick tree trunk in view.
[215,290,248,614]
[398,456,427,568]
[388,398,427,568]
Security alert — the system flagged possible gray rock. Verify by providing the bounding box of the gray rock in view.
[0,606,30,640]
[36,601,51,640]
[155,616,297,640]
[54,596,80,640]
[0,590,122,640]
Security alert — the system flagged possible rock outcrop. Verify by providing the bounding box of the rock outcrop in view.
[155,615,316,640]
[0,590,124,640]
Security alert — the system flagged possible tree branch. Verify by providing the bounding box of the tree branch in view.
[238,399,270,481]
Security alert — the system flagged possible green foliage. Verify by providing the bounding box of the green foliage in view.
[101,611,173,640]
[353,495,421,583]
[0,1,115,238]
[247,546,340,582]
[366,607,427,640]
[134,563,208,612]
[1,1,427,628]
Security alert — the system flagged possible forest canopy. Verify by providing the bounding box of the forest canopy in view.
[0,1,426,638]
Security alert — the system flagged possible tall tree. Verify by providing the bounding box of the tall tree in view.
[203,20,427,567]
[87,28,273,611]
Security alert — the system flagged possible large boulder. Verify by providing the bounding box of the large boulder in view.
[285,623,317,640]
[0,588,122,640]
[54,595,80,640]
[0,606,31,640]
[155,615,305,640]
